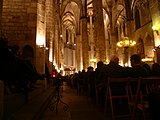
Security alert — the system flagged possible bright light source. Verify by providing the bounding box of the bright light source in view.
[117,37,136,48]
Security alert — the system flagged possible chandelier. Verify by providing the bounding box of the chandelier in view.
[117,37,136,48]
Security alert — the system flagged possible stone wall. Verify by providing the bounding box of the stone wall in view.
[1,0,37,48]
[45,0,55,73]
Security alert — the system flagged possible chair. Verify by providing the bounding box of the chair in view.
[132,76,160,120]
[127,78,141,114]
[104,77,132,119]
[77,78,87,95]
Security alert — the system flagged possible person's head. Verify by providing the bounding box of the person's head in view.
[97,61,104,68]
[110,55,119,64]
[0,37,8,48]
[130,54,141,66]
[87,66,94,72]
[10,45,20,56]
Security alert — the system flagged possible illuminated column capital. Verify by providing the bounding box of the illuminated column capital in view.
[87,8,93,16]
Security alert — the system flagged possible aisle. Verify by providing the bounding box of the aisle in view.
[40,82,108,120]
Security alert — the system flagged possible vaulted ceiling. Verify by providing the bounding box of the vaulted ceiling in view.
[60,0,127,33]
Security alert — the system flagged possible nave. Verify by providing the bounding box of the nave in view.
[39,82,147,120]
[40,82,108,120]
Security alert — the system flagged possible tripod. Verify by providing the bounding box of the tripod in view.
[49,77,69,114]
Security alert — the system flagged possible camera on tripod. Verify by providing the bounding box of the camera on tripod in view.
[49,74,69,114]
[54,75,65,90]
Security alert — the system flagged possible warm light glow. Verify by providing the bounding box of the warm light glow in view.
[124,62,128,67]
[152,25,160,36]
[49,42,53,62]
[117,37,136,48]
[90,58,97,62]
[141,58,153,62]
[36,34,45,46]
[154,36,160,47]
[53,61,56,67]
[60,67,64,71]
[106,14,108,20]
[49,50,53,62]
[152,25,160,31]
[105,59,109,64]
[88,10,93,16]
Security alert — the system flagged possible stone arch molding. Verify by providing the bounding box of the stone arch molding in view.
[61,0,82,33]
[144,33,154,58]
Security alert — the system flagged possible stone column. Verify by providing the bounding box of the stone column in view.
[149,0,160,63]
[80,16,89,70]
[80,0,89,70]
[36,1,46,75]
[125,20,134,65]
[54,22,59,69]
[110,32,117,56]
[92,0,106,62]
[88,9,96,67]
[76,34,82,71]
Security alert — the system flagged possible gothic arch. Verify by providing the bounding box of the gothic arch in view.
[144,33,153,45]
[61,0,82,16]
[136,38,145,58]
[144,33,154,58]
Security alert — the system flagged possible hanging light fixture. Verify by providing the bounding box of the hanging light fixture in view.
[117,37,136,48]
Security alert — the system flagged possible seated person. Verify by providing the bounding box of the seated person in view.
[105,55,127,78]
[126,54,148,78]
[151,62,160,76]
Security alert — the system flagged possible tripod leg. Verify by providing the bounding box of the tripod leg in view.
[55,99,60,114]
[59,99,69,111]
[49,98,59,111]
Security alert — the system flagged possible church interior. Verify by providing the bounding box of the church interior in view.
[0,0,159,75]
[1,1,160,120]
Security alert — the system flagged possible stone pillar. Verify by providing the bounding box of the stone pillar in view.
[88,9,96,67]
[92,0,106,62]
[80,17,89,70]
[149,0,160,63]
[126,20,134,65]
[76,34,82,71]
[0,80,3,120]
[54,22,59,69]
[80,0,89,70]
[36,1,46,75]
[110,33,117,56]
[45,0,54,73]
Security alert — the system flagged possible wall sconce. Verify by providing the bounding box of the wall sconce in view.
[39,44,48,50]
[39,44,44,48]
[152,25,160,35]
[153,45,160,51]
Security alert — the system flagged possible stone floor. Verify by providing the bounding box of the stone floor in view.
[39,82,135,120]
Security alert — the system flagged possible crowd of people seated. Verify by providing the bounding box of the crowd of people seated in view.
[69,54,160,110]
[0,35,41,95]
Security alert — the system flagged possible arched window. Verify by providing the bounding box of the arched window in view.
[135,9,141,30]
